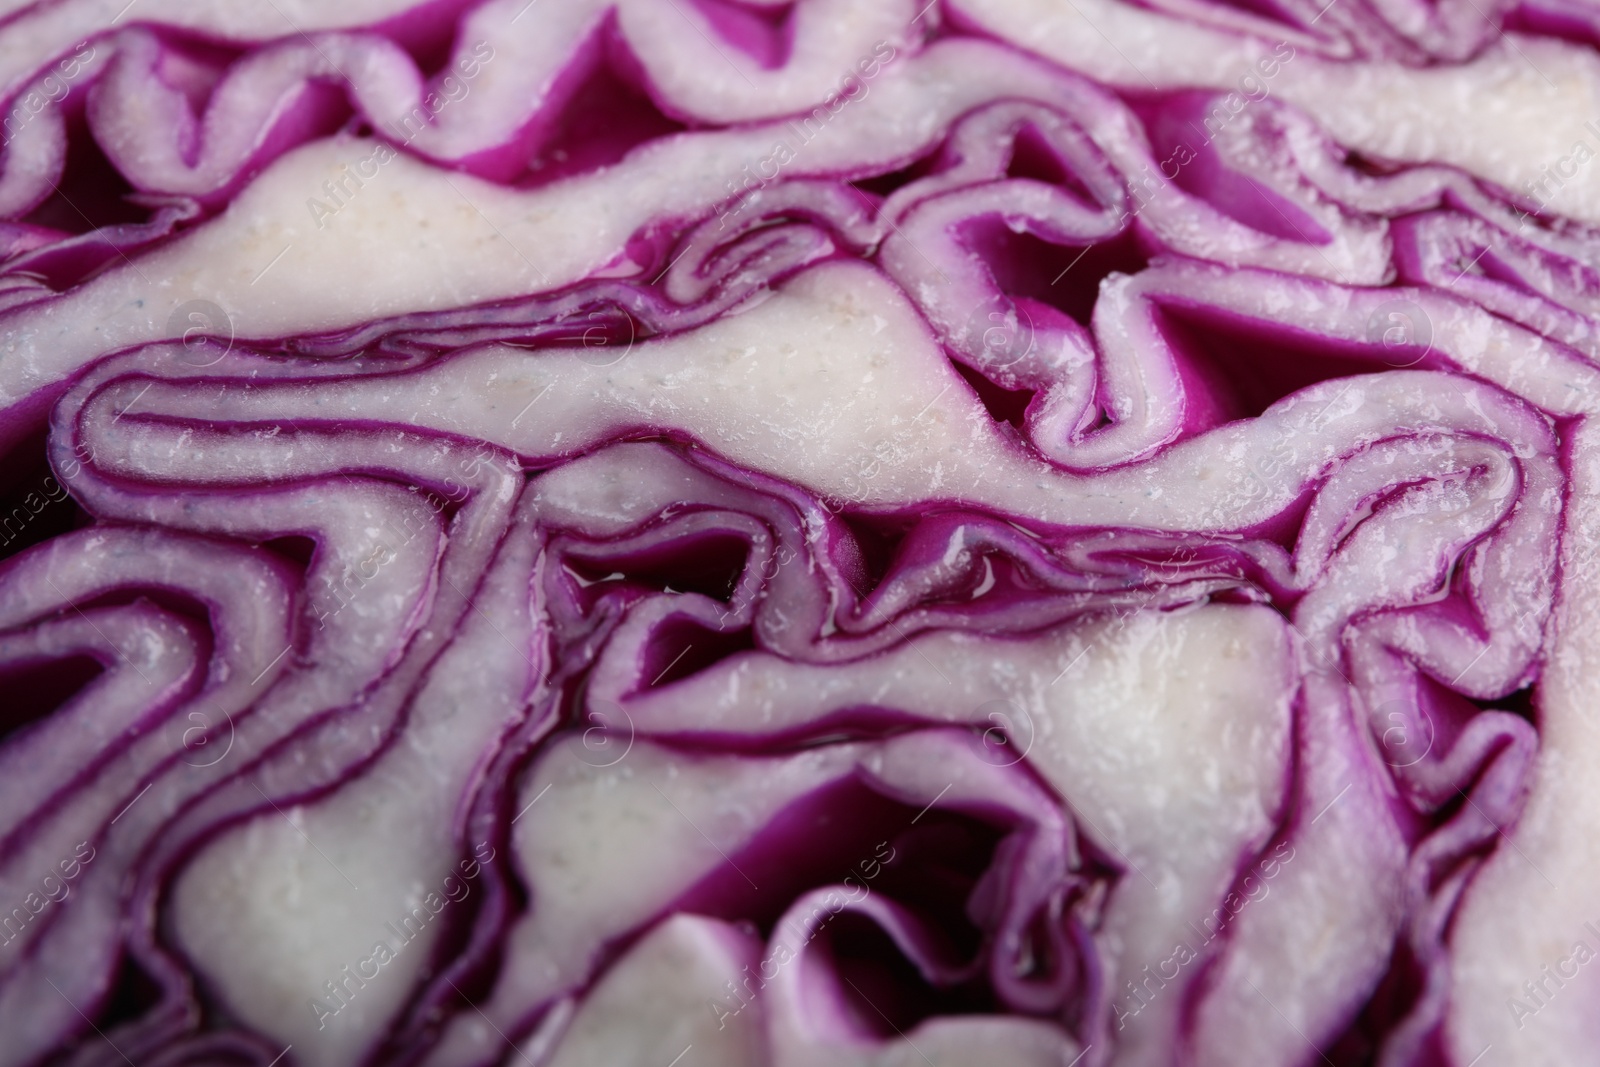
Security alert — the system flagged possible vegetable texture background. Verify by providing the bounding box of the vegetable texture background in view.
[0,0,1597,1064]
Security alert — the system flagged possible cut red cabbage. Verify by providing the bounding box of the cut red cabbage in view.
[0,0,1593,1064]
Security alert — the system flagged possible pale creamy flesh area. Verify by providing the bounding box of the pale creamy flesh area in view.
[77,259,1598,525]
[955,0,1600,221]
[1447,424,1600,1062]
[169,494,543,1067]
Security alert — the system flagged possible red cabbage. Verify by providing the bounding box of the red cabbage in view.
[0,0,1593,1064]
